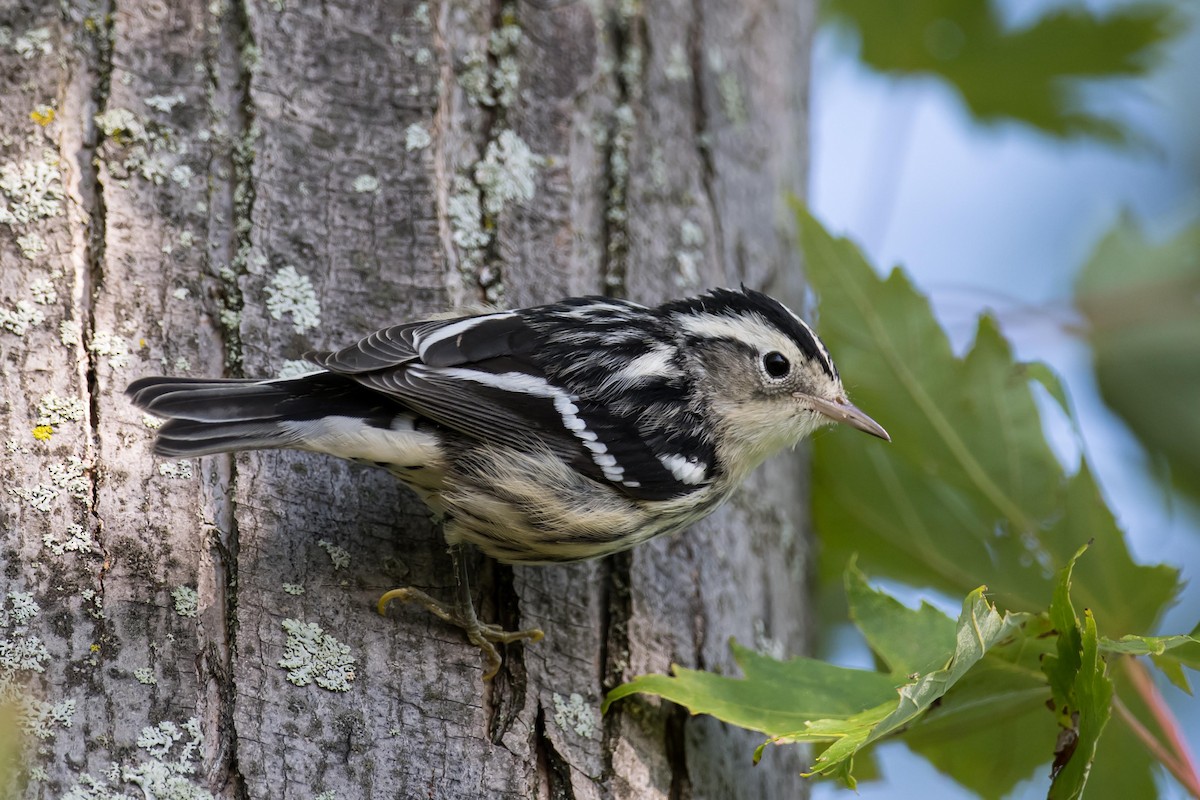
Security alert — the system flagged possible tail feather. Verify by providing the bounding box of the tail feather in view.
[129,369,444,469]
[140,385,293,423]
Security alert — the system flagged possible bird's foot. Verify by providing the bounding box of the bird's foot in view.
[377,586,544,680]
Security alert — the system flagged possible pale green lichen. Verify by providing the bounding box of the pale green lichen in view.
[48,457,90,502]
[281,583,305,596]
[0,151,64,226]
[665,43,690,82]
[680,219,704,247]
[278,618,356,692]
[43,523,94,556]
[59,317,81,346]
[675,219,705,288]
[265,266,321,334]
[144,93,185,113]
[552,692,597,739]
[413,2,430,26]
[457,51,492,106]
[488,23,523,107]
[448,176,488,255]
[63,718,212,800]
[474,130,540,215]
[30,277,56,303]
[133,667,157,685]
[277,359,314,380]
[13,27,52,59]
[169,164,193,188]
[142,414,163,429]
[95,108,147,145]
[171,586,198,618]
[404,123,431,152]
[1,591,77,742]
[172,286,190,300]
[352,174,379,194]
[709,52,747,126]
[9,484,57,513]
[753,618,786,660]
[317,539,350,570]
[37,391,86,426]
[18,233,47,260]
[96,107,195,189]
[91,331,130,369]
[414,47,432,66]
[0,300,45,335]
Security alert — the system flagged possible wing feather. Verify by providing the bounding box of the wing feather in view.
[309,302,709,500]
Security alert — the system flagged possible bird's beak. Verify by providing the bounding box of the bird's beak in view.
[796,394,891,442]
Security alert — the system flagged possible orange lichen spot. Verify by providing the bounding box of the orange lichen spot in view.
[30,106,56,126]
[31,425,53,441]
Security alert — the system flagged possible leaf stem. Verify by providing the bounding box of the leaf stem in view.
[1115,658,1200,798]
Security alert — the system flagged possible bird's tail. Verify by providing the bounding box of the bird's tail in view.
[126,376,311,457]
[127,371,402,458]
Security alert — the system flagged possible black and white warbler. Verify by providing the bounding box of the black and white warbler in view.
[128,287,888,678]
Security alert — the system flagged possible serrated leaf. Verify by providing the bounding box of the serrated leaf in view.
[1037,545,1114,800]
[1102,628,1200,695]
[846,561,958,676]
[902,657,1057,799]
[1075,218,1200,504]
[608,583,1028,789]
[801,204,1179,638]
[823,0,1177,144]
[602,643,901,738]
[1049,610,1113,799]
[804,588,1028,782]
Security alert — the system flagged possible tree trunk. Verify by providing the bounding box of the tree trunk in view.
[0,0,814,797]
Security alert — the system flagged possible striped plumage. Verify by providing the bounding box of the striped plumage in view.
[127,288,887,565]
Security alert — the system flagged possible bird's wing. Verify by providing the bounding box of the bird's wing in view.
[313,306,710,501]
[306,311,531,374]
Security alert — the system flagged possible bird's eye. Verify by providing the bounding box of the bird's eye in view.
[762,351,790,378]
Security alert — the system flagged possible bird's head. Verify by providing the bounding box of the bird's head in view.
[669,287,889,477]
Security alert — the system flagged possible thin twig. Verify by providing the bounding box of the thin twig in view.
[1115,658,1200,799]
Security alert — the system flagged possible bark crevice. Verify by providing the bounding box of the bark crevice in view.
[76,0,115,595]
[201,0,258,793]
[535,703,576,800]
[687,0,726,274]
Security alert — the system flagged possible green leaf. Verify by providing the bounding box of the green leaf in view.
[1101,626,1200,695]
[607,582,1028,789]
[1049,609,1113,799]
[822,0,1177,144]
[1041,545,1114,800]
[845,561,958,676]
[902,655,1057,799]
[805,588,1028,782]
[801,204,1179,637]
[1075,218,1200,504]
[602,643,901,738]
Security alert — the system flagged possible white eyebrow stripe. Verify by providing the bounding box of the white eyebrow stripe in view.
[413,312,517,360]
[674,312,785,352]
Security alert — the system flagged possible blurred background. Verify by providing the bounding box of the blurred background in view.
[806,0,1199,796]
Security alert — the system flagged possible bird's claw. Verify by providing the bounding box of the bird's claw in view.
[378,586,543,681]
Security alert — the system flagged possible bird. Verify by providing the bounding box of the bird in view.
[127,287,889,679]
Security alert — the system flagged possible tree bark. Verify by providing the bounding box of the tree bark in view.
[0,0,814,797]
